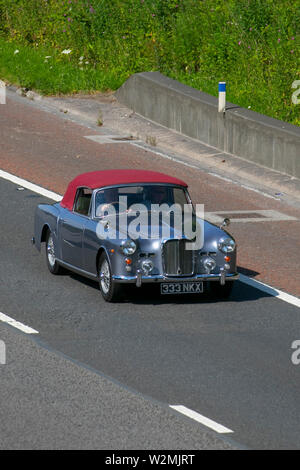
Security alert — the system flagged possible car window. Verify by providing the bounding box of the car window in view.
[74,188,92,216]
[95,185,191,216]
[173,187,189,209]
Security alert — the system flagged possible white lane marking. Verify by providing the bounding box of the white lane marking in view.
[0,169,62,201]
[206,209,297,224]
[1,170,300,308]
[170,405,233,434]
[0,312,39,334]
[239,274,300,309]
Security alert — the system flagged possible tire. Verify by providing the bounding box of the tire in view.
[98,252,123,302]
[210,281,233,300]
[45,230,62,275]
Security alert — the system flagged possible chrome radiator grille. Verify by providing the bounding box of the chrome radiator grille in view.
[162,239,194,276]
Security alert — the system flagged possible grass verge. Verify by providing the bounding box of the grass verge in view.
[0,38,128,95]
[0,0,299,125]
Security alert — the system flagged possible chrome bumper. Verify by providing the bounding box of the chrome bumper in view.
[112,272,239,284]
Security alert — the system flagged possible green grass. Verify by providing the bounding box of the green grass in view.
[0,38,128,94]
[0,0,299,125]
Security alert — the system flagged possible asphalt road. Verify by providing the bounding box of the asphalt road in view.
[1,90,300,297]
[1,178,300,449]
[0,319,235,450]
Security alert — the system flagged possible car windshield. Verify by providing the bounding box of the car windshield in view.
[95,185,190,217]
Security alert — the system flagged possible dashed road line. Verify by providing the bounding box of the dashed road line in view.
[170,405,233,434]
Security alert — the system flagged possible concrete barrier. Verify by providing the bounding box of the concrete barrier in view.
[116,72,300,179]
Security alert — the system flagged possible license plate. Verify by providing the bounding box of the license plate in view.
[160,282,203,295]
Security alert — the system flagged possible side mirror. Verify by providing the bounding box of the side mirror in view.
[220,217,230,230]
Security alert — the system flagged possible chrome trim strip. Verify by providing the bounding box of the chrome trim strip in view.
[56,259,98,280]
[62,239,77,248]
[112,273,239,283]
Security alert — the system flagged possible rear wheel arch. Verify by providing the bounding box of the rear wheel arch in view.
[41,224,51,243]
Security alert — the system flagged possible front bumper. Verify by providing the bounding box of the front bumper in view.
[112,272,239,284]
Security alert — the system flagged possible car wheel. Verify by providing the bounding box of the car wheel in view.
[98,253,123,302]
[210,281,233,300]
[45,230,62,275]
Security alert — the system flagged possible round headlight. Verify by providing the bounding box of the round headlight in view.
[218,237,236,253]
[121,240,137,256]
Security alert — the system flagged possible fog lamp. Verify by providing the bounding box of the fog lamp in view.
[202,256,217,273]
[141,259,154,275]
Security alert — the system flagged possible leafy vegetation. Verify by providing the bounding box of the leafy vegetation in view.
[0,0,299,125]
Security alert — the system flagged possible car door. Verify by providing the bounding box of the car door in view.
[60,188,92,269]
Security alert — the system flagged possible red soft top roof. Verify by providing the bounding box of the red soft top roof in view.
[60,169,188,211]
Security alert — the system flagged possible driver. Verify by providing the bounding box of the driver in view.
[141,186,170,214]
[151,186,169,205]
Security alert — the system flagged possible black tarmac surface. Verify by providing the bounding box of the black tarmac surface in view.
[1,178,300,449]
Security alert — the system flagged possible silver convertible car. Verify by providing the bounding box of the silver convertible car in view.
[33,169,238,301]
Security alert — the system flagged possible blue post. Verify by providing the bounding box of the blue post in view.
[218,82,226,113]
